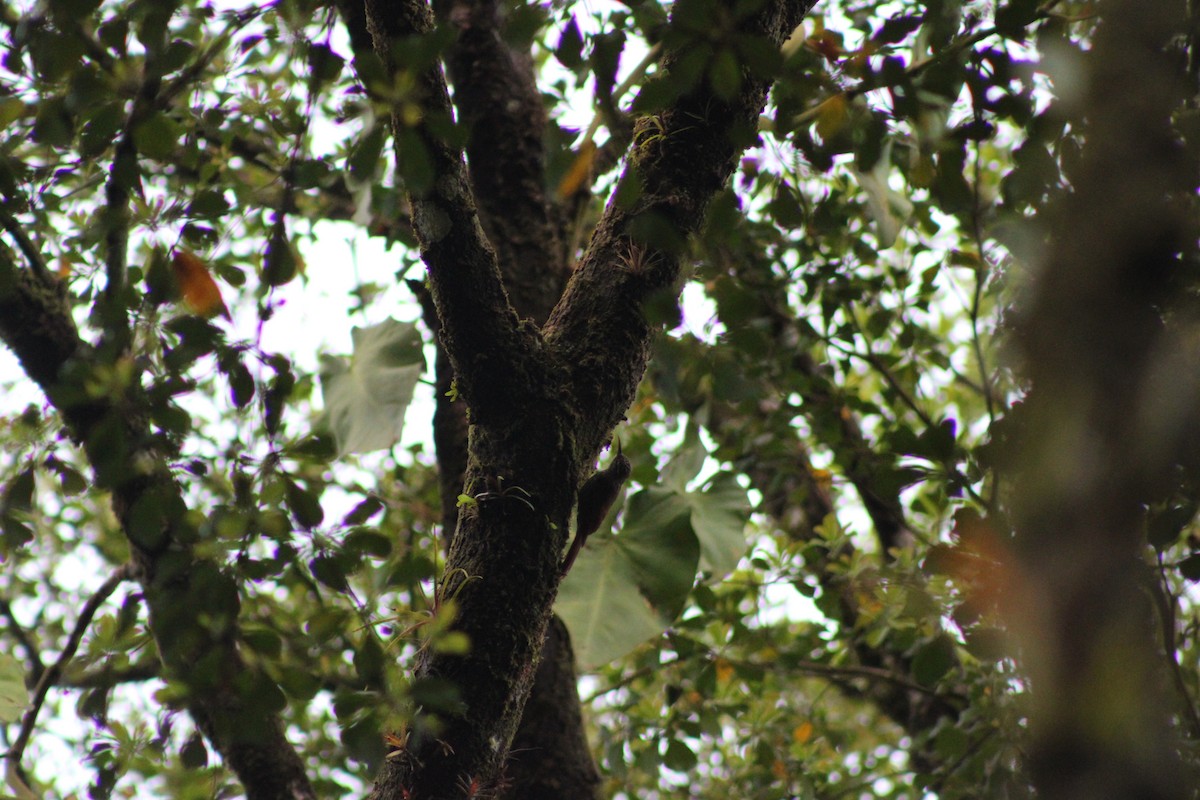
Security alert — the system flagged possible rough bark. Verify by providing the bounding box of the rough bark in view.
[432,0,570,320]
[359,0,818,796]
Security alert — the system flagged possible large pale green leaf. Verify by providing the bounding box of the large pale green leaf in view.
[556,471,750,668]
[0,652,27,723]
[556,497,698,670]
[623,473,750,581]
[318,319,425,456]
[660,422,707,491]
[679,472,751,580]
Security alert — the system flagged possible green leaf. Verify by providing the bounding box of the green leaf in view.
[223,359,255,410]
[45,456,87,495]
[913,634,957,687]
[1180,553,1200,582]
[242,626,283,658]
[680,473,750,579]
[133,112,183,160]
[348,124,386,185]
[555,18,585,70]
[310,553,348,592]
[708,48,741,100]
[0,652,28,723]
[33,96,74,146]
[343,495,385,526]
[3,466,35,512]
[263,226,300,287]
[996,0,1040,38]
[661,423,707,491]
[556,498,699,669]
[664,738,699,771]
[344,527,392,558]
[263,366,295,438]
[354,634,385,686]
[1148,503,1197,549]
[284,477,325,530]
[318,319,425,456]
[180,732,208,768]
[0,97,25,130]
[307,42,345,87]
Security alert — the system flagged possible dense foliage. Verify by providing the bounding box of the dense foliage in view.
[0,0,1197,798]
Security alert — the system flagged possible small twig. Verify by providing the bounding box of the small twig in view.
[827,334,936,430]
[0,596,44,682]
[583,649,953,704]
[158,9,263,108]
[581,654,684,705]
[791,658,946,697]
[1150,555,1200,740]
[0,212,50,281]
[926,726,998,795]
[968,136,998,423]
[4,564,135,795]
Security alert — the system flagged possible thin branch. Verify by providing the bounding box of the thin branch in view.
[828,333,937,431]
[0,230,318,800]
[363,0,530,422]
[102,87,157,342]
[0,596,44,681]
[1151,555,1200,741]
[923,727,998,796]
[432,0,568,321]
[968,135,998,422]
[582,654,685,705]
[59,661,160,690]
[583,650,960,704]
[791,658,948,698]
[4,564,134,794]
[0,212,50,281]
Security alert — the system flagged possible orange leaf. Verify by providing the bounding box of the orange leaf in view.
[171,250,230,320]
[814,94,848,141]
[793,721,814,744]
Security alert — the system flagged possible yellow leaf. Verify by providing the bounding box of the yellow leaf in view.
[809,468,833,489]
[556,141,597,199]
[171,250,230,320]
[814,94,848,141]
[793,721,814,744]
[715,658,734,685]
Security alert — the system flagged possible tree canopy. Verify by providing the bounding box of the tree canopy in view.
[1,0,1198,798]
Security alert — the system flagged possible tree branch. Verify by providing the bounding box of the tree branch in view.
[0,212,50,281]
[4,565,134,795]
[545,0,818,460]
[0,595,44,682]
[362,0,531,425]
[0,252,317,800]
[59,660,160,690]
[433,0,568,321]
